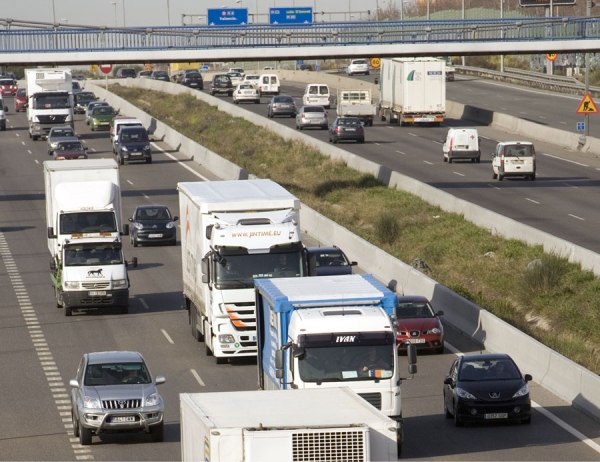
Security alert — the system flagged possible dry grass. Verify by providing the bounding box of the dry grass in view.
[111,86,600,374]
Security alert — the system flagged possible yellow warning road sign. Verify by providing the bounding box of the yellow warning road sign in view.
[145,64,152,71]
[90,64,98,72]
[546,53,557,61]
[576,92,598,114]
[370,58,381,69]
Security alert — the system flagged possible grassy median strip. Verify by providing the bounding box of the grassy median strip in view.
[111,86,600,374]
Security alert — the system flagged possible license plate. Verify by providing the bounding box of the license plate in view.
[407,338,425,343]
[148,233,163,238]
[345,128,356,132]
[113,416,135,423]
[513,160,524,164]
[484,413,508,420]
[280,104,290,108]
[311,120,320,124]
[419,118,434,122]
[131,152,141,156]
[88,291,106,296]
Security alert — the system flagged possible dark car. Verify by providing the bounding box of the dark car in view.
[47,125,78,155]
[72,74,86,81]
[150,70,170,82]
[443,353,532,427]
[14,87,27,112]
[52,139,88,160]
[129,205,178,246]
[116,126,152,165]
[299,63,313,71]
[72,81,82,94]
[74,91,97,114]
[209,74,233,97]
[395,295,444,354]
[180,70,203,89]
[0,78,17,96]
[116,68,136,79]
[267,95,297,118]
[329,117,365,144]
[304,246,357,276]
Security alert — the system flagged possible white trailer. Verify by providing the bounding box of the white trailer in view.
[337,89,377,126]
[378,57,446,126]
[43,159,133,316]
[26,68,74,140]
[177,179,304,364]
[180,388,399,462]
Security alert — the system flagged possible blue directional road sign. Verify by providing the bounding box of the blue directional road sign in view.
[207,8,248,26]
[577,122,585,132]
[201,65,210,71]
[269,7,313,25]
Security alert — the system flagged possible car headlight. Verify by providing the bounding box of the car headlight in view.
[166,221,176,229]
[426,327,442,334]
[219,334,235,343]
[121,146,128,152]
[64,281,80,289]
[456,387,477,400]
[145,392,162,407]
[50,142,58,149]
[133,222,144,230]
[83,396,101,409]
[144,145,151,151]
[113,279,127,289]
[512,384,530,398]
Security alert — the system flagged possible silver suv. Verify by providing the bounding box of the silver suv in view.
[70,351,165,445]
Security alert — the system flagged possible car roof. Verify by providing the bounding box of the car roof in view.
[498,141,533,146]
[396,295,431,304]
[86,351,145,364]
[120,125,147,132]
[55,136,80,143]
[49,125,74,131]
[136,204,169,211]
[461,353,513,362]
[305,246,343,255]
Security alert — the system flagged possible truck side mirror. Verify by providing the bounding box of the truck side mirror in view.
[201,257,209,284]
[206,224,213,240]
[275,350,284,379]
[47,227,56,239]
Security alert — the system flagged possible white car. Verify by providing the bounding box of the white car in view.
[227,67,245,77]
[243,74,261,88]
[346,59,370,76]
[492,141,536,181]
[232,83,260,104]
[227,72,244,87]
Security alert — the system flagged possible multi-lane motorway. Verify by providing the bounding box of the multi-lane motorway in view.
[1,76,599,461]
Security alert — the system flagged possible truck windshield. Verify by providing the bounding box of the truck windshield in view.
[298,344,394,383]
[60,212,117,234]
[34,94,70,109]
[215,251,303,289]
[64,244,123,267]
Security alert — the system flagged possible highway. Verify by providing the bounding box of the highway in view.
[0,81,599,461]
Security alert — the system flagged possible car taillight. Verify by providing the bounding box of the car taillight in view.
[324,113,328,118]
[357,126,364,132]
[500,152,505,167]
[302,114,306,118]
[335,127,342,133]
[449,138,453,151]
[272,104,277,108]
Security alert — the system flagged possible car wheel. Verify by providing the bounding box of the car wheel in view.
[146,157,152,164]
[64,303,72,317]
[359,139,365,144]
[228,92,233,97]
[530,174,536,181]
[150,422,164,442]
[55,286,63,308]
[333,137,338,144]
[476,157,481,163]
[448,158,453,164]
[1,126,5,131]
[498,174,504,181]
[170,237,176,246]
[444,398,452,419]
[32,135,38,141]
[436,342,445,354]
[72,410,80,436]
[521,414,532,425]
[118,154,124,166]
[79,423,92,445]
[443,155,447,162]
[132,236,138,247]
[121,305,128,315]
[492,172,497,179]
[454,404,464,427]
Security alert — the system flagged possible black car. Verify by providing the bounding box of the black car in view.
[116,68,136,79]
[129,205,178,247]
[116,126,152,165]
[209,74,233,96]
[303,246,357,276]
[443,353,532,427]
[328,117,365,144]
[150,70,170,82]
[267,95,297,118]
[299,63,313,71]
[180,70,203,89]
[73,91,97,114]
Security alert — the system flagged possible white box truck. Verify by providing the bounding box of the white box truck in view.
[377,57,446,126]
[44,159,134,316]
[180,388,399,462]
[178,179,305,364]
[26,68,74,140]
[255,274,417,457]
[337,89,376,126]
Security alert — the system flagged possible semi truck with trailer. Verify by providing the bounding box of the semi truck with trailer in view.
[255,274,417,456]
[44,159,134,316]
[26,68,74,140]
[336,89,377,126]
[180,388,399,462]
[178,179,305,364]
[377,57,446,126]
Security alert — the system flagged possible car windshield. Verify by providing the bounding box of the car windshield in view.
[215,75,230,83]
[239,84,253,90]
[396,301,435,318]
[0,79,14,85]
[185,71,200,77]
[16,88,26,96]
[505,145,533,157]
[275,96,293,103]
[304,107,325,113]
[353,60,368,65]
[58,142,83,151]
[135,207,171,221]
[77,94,96,102]
[64,243,123,267]
[459,359,521,381]
[121,130,148,142]
[84,362,151,386]
[51,128,74,137]
[93,107,114,115]
[60,211,117,234]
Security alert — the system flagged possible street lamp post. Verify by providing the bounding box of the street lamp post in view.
[122,0,126,27]
[52,0,57,24]
[167,0,171,26]
[110,2,117,27]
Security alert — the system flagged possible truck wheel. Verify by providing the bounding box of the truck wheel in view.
[397,442,402,458]
[385,110,392,125]
[121,305,128,315]
[79,424,92,445]
[448,158,453,164]
[205,325,213,356]
[150,422,164,442]
[32,135,38,141]
[215,356,227,365]
[205,343,213,357]
[191,309,204,342]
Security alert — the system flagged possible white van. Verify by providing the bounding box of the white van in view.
[258,74,280,95]
[443,128,480,163]
[492,141,536,181]
[303,84,331,109]
[243,74,261,87]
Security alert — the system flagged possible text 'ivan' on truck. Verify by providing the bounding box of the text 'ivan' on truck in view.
[255,273,417,456]
[44,159,136,316]
[178,179,305,364]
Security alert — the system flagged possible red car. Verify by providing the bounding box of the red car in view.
[14,87,27,112]
[395,295,444,354]
[0,78,17,96]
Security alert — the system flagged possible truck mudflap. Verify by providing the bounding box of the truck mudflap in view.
[391,416,404,457]
[62,288,129,311]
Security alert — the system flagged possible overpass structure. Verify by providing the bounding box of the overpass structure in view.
[1,16,600,65]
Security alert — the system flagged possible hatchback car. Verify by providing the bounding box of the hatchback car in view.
[267,95,297,118]
[85,100,110,125]
[150,70,170,82]
[0,78,17,96]
[129,205,178,246]
[52,139,88,160]
[443,353,532,427]
[329,117,365,144]
[47,125,77,155]
[346,59,370,76]
[14,87,27,112]
[299,63,313,71]
[116,68,136,79]
[492,141,536,181]
[70,351,166,445]
[232,83,260,104]
[74,91,97,114]
[136,70,152,79]
[304,246,357,276]
[296,106,328,130]
[117,126,152,165]
[395,295,444,354]
[111,117,144,153]
[180,70,203,89]
[89,105,117,131]
[210,74,233,96]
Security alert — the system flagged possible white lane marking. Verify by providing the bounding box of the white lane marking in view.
[519,112,527,115]
[151,142,211,181]
[526,198,540,204]
[35,160,40,164]
[408,133,417,137]
[560,121,567,125]
[139,298,149,310]
[28,150,32,154]
[21,141,25,145]
[396,151,405,155]
[445,340,600,455]
[473,79,583,101]
[568,214,585,221]
[161,329,174,344]
[126,179,133,185]
[542,152,588,167]
[432,140,443,145]
[562,182,578,188]
[423,160,433,165]
[143,194,149,199]
[453,172,465,177]
[190,369,206,386]
[539,116,546,119]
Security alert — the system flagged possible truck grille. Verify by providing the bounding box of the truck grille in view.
[358,392,382,410]
[292,428,367,462]
[224,302,256,331]
[102,399,141,409]
[82,282,110,289]
[37,114,68,124]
